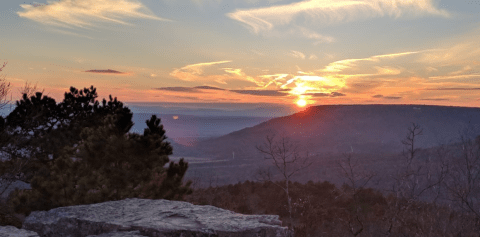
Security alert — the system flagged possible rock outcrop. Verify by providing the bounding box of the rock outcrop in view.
[2,198,292,237]
[0,225,39,237]
[0,179,31,200]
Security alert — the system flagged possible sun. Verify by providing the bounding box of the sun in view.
[296,99,307,107]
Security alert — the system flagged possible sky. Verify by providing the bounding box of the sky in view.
[1,0,480,109]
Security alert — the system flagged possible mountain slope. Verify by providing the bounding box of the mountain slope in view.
[194,105,480,159]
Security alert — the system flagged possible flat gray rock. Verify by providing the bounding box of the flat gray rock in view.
[86,230,144,237]
[0,225,39,237]
[22,198,292,237]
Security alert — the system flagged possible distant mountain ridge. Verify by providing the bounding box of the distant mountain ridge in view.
[192,105,480,159]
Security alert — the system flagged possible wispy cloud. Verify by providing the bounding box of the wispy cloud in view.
[418,42,480,66]
[449,65,473,75]
[321,50,424,73]
[426,87,480,91]
[260,74,290,88]
[281,75,346,95]
[170,60,232,81]
[227,0,449,34]
[288,26,335,44]
[309,54,318,60]
[289,50,306,59]
[428,74,480,81]
[222,68,264,85]
[154,85,288,98]
[425,66,438,72]
[18,0,169,29]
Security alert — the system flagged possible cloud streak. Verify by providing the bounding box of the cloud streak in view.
[384,96,402,100]
[426,87,480,91]
[227,0,449,34]
[154,87,200,92]
[321,50,424,73]
[371,94,402,99]
[230,89,289,96]
[194,86,226,90]
[154,86,226,92]
[153,85,291,98]
[420,98,449,101]
[85,69,125,74]
[170,60,232,81]
[289,50,306,59]
[18,0,169,29]
[304,92,346,97]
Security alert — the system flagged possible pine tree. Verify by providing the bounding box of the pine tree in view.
[1,86,133,184]
[2,86,192,216]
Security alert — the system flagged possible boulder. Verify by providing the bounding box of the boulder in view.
[21,198,292,237]
[0,225,39,237]
[0,179,31,200]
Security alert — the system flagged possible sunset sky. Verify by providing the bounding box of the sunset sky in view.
[1,0,479,109]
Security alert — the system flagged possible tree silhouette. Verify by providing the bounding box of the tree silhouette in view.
[1,86,191,216]
[1,86,134,184]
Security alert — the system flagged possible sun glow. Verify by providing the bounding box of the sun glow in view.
[296,98,307,107]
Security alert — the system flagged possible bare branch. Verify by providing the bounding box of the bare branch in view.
[17,81,45,100]
[255,134,311,230]
[0,62,11,111]
[0,62,6,72]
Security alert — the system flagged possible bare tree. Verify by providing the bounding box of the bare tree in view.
[385,123,449,235]
[337,153,376,236]
[444,135,480,219]
[401,123,423,170]
[0,62,11,111]
[392,123,447,201]
[0,62,47,200]
[17,81,46,100]
[0,61,45,113]
[188,170,202,190]
[256,134,312,229]
[0,61,16,201]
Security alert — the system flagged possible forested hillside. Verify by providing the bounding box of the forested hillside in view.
[193,105,480,159]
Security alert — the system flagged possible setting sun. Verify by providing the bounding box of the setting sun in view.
[296,99,307,107]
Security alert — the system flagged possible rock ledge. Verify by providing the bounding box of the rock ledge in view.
[13,198,292,237]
